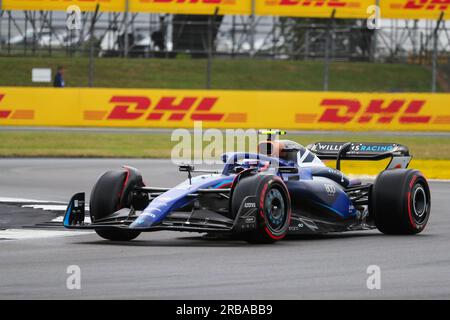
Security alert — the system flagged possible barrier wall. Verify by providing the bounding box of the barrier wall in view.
[1,0,449,20]
[0,87,449,131]
[0,0,250,15]
[256,0,374,19]
[381,0,450,20]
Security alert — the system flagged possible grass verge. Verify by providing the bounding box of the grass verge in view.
[0,57,441,92]
[0,131,448,159]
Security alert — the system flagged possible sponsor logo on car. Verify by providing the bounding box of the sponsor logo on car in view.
[244,202,256,208]
[324,184,336,196]
[143,207,164,219]
[328,168,340,175]
[353,144,394,152]
[317,143,394,153]
[349,205,356,214]
[245,216,256,224]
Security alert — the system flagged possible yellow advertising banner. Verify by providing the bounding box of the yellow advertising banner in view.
[1,87,450,131]
[132,0,250,15]
[1,0,250,14]
[381,0,450,19]
[2,0,449,20]
[256,0,375,19]
[1,0,125,12]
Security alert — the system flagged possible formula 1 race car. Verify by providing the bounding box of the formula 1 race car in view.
[64,130,431,244]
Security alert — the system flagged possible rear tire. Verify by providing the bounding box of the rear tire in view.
[90,170,141,241]
[372,169,431,235]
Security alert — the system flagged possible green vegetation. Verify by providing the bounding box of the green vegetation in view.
[0,131,448,159]
[0,57,440,92]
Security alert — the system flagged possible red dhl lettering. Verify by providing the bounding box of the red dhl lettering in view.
[106,96,224,121]
[318,99,432,124]
[403,0,450,10]
[145,0,234,4]
[0,95,35,120]
[267,0,348,7]
[0,94,9,119]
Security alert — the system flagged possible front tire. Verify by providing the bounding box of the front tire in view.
[372,169,431,235]
[90,169,142,241]
[232,174,291,244]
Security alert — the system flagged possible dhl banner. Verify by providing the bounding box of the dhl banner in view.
[1,0,125,12]
[256,0,375,19]
[0,0,250,15]
[381,0,450,20]
[131,0,251,15]
[0,87,450,131]
[1,0,450,20]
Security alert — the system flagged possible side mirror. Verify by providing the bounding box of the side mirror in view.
[179,164,194,184]
[233,166,245,174]
[179,164,194,172]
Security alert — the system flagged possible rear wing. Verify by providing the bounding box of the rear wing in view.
[307,142,412,170]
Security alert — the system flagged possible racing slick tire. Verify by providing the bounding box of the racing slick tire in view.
[232,174,291,244]
[372,169,431,235]
[90,169,142,241]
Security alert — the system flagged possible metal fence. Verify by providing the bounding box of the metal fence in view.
[0,10,449,91]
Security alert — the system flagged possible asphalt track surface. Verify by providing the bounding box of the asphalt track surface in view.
[0,159,449,299]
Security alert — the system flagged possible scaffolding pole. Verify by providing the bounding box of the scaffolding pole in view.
[123,0,129,57]
[206,7,219,90]
[250,0,256,57]
[432,12,444,93]
[7,10,11,55]
[323,9,336,91]
[0,1,3,53]
[371,0,380,62]
[88,4,100,87]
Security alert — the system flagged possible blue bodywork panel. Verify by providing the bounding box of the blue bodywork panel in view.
[130,174,233,229]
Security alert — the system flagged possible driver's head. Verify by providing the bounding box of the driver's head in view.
[258,140,286,159]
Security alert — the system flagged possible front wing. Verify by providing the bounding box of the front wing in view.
[63,192,259,234]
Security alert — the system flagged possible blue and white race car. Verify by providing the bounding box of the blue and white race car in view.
[64,130,431,244]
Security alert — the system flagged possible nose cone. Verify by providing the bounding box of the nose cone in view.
[130,206,166,229]
[129,215,151,229]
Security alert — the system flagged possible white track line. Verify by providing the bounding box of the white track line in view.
[22,204,70,211]
[0,197,65,204]
[0,197,93,240]
[0,198,90,212]
[51,216,91,223]
[0,229,91,240]
[22,204,90,212]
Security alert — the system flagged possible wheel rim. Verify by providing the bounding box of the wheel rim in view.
[264,188,287,232]
[412,185,428,224]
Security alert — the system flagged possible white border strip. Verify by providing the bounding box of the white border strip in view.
[0,229,91,240]
[0,197,65,204]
